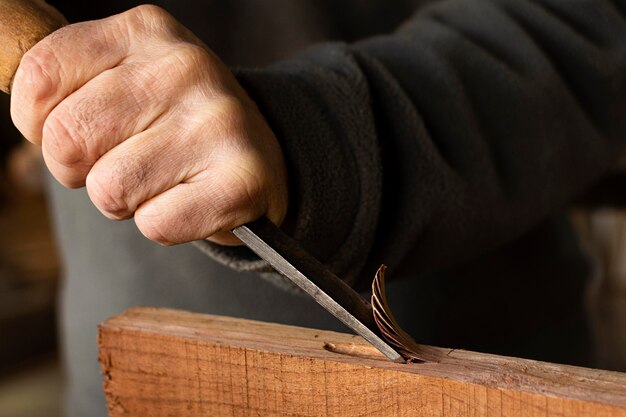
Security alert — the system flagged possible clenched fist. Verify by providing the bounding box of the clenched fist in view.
[10,5,288,246]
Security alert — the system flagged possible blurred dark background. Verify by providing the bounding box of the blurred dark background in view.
[0,94,61,417]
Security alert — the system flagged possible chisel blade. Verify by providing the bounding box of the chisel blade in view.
[232,218,404,363]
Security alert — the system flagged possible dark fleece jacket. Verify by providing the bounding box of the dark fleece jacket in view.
[198,0,626,292]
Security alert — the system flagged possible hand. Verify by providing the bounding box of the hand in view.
[10,5,288,246]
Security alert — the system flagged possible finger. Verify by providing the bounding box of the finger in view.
[84,120,206,220]
[39,61,175,187]
[134,170,268,246]
[11,4,198,146]
[9,7,153,144]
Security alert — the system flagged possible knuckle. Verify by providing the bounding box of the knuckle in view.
[206,96,248,136]
[17,47,59,101]
[170,44,210,74]
[135,4,171,21]
[42,110,89,166]
[178,43,208,63]
[213,96,246,119]
[121,62,160,97]
[125,4,175,35]
[11,49,60,140]
[157,44,211,89]
[86,170,132,220]
[134,209,177,246]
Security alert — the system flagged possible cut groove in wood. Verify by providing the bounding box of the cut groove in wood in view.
[99,307,626,417]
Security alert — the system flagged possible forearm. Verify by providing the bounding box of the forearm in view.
[357,0,626,281]
[228,0,626,286]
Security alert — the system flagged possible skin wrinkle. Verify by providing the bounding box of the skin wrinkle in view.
[117,63,158,115]
[46,42,214,188]
[11,51,59,142]
[151,169,266,245]
[88,125,197,219]
[43,110,89,167]
[113,155,150,215]
[134,4,179,40]
[67,93,107,144]
[46,21,128,93]
[228,164,267,215]
[108,62,174,131]
[86,174,130,220]
[134,188,198,245]
[12,5,288,247]
[22,49,57,103]
[122,5,168,44]
[88,94,262,224]
[42,73,155,181]
[12,21,130,145]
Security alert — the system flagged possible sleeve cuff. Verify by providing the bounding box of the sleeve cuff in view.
[196,44,383,287]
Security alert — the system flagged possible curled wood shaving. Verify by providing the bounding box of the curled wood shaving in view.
[371,265,443,363]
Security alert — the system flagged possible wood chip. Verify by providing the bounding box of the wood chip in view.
[371,264,444,363]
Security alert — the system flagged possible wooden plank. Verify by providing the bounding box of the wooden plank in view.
[98,307,626,417]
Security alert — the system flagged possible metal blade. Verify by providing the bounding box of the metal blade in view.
[232,218,404,363]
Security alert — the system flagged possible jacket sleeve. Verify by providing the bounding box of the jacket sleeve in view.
[197,0,626,288]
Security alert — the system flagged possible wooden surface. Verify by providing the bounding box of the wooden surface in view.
[99,308,626,417]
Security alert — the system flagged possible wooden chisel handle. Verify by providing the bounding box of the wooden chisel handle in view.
[0,0,66,93]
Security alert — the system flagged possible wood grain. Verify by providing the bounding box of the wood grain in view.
[99,307,626,417]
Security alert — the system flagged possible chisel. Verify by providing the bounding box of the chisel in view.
[0,0,404,363]
[233,218,404,363]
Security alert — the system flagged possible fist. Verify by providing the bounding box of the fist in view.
[10,5,288,246]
